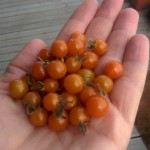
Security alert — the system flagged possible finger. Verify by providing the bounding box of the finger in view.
[85,0,123,40]
[2,39,47,82]
[57,0,99,41]
[95,8,139,74]
[110,34,149,125]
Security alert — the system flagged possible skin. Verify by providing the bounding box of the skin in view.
[0,0,149,150]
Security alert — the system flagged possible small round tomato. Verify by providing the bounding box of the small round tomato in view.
[60,92,78,110]
[77,68,95,82]
[82,51,99,69]
[69,106,90,126]
[70,32,86,43]
[9,79,28,99]
[94,75,113,93]
[64,74,84,94]
[68,39,85,56]
[79,87,97,103]
[104,61,123,80]
[65,56,81,73]
[86,95,109,117]
[43,78,59,93]
[38,47,51,60]
[29,108,48,127]
[23,91,41,107]
[48,111,68,132]
[51,40,68,58]
[31,61,47,81]
[88,39,108,56]
[47,60,67,79]
[43,93,59,111]
[69,106,90,134]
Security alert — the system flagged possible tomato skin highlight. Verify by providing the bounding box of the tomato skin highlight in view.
[51,40,68,58]
[94,75,113,93]
[79,87,98,103]
[31,61,47,81]
[43,78,59,93]
[68,39,85,56]
[64,74,84,94]
[43,93,59,111]
[9,79,29,99]
[82,51,99,69]
[29,108,48,127]
[104,61,123,80]
[47,60,67,79]
[86,96,109,118]
[70,32,86,43]
[48,111,68,132]
[69,106,90,126]
[23,91,41,107]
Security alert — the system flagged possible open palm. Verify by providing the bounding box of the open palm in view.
[0,0,149,150]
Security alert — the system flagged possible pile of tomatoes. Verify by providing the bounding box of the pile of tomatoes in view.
[9,32,123,134]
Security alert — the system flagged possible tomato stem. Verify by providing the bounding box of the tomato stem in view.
[87,40,96,49]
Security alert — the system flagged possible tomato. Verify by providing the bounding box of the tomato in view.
[88,39,108,56]
[47,60,67,79]
[43,93,59,111]
[9,79,28,99]
[94,75,113,93]
[23,91,41,107]
[70,32,86,43]
[77,68,95,82]
[38,47,51,60]
[69,106,90,134]
[104,61,123,80]
[60,92,78,110]
[64,74,84,94]
[82,51,99,69]
[48,111,68,132]
[31,61,47,81]
[29,108,48,127]
[43,78,59,93]
[65,56,81,73]
[51,40,68,58]
[86,95,109,117]
[68,39,85,56]
[79,87,97,103]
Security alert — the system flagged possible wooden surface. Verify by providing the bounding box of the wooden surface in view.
[0,0,149,149]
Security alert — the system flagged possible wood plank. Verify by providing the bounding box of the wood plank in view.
[127,137,147,150]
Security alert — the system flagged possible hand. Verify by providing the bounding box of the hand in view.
[0,0,149,149]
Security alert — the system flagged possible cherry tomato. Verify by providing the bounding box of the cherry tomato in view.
[77,68,95,82]
[43,78,59,93]
[48,111,68,132]
[47,60,67,79]
[9,79,28,99]
[86,95,109,117]
[104,61,123,80]
[38,47,51,60]
[31,61,47,81]
[23,91,41,107]
[43,93,59,111]
[69,106,90,134]
[29,108,48,127]
[88,39,108,56]
[65,56,81,73]
[79,87,97,103]
[94,75,113,93]
[68,39,85,56]
[82,51,99,69]
[64,74,84,94]
[51,40,68,58]
[60,92,78,110]
[70,32,86,43]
